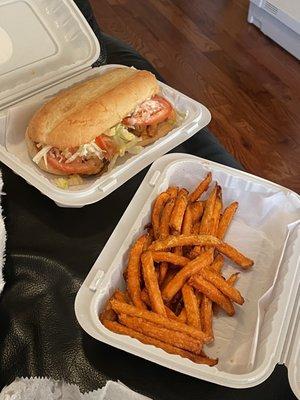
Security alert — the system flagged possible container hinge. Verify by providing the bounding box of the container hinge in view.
[89,269,105,292]
[98,178,117,193]
[149,170,161,187]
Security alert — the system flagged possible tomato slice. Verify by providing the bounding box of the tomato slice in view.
[47,156,100,175]
[122,95,173,127]
[95,135,116,160]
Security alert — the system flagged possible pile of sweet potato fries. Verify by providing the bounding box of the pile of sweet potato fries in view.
[101,172,254,365]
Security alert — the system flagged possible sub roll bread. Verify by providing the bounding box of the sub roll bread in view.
[26,67,178,177]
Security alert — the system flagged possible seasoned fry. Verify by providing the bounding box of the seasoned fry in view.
[200,269,244,305]
[113,289,129,303]
[141,288,180,321]
[227,272,240,286]
[169,189,188,233]
[127,234,148,310]
[162,250,214,302]
[182,206,193,235]
[217,201,239,240]
[160,198,175,239]
[200,295,213,340]
[211,189,223,236]
[189,275,235,316]
[152,192,170,239]
[216,242,254,269]
[149,234,253,269]
[166,186,178,199]
[152,251,189,267]
[177,307,187,323]
[141,251,166,316]
[119,314,202,354]
[110,299,209,342]
[199,185,219,235]
[209,254,224,274]
[158,262,168,285]
[103,320,217,365]
[189,202,204,223]
[100,298,117,322]
[189,172,212,202]
[149,234,220,251]
[182,284,201,329]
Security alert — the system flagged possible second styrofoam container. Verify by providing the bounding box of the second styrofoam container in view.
[75,153,300,397]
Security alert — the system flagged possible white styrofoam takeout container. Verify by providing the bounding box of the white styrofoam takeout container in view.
[75,154,300,398]
[0,0,211,207]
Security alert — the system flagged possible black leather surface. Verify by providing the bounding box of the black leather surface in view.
[0,1,296,399]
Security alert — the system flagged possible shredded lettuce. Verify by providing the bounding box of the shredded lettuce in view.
[32,145,52,165]
[65,142,104,164]
[53,177,69,190]
[53,174,84,190]
[106,123,143,157]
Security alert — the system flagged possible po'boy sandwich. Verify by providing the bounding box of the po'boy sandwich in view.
[26,68,178,177]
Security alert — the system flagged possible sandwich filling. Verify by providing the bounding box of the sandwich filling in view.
[32,95,175,175]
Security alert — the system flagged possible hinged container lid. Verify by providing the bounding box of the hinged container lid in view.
[0,0,100,111]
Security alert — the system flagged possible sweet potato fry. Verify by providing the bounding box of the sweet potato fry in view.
[217,202,239,239]
[166,186,178,199]
[199,185,219,235]
[169,189,188,233]
[152,251,189,267]
[160,198,175,239]
[177,307,187,323]
[200,295,213,340]
[100,298,117,322]
[216,242,254,269]
[182,206,193,235]
[119,314,202,354]
[127,234,148,309]
[148,234,220,251]
[209,254,224,274]
[182,284,201,329]
[200,269,244,305]
[110,299,209,342]
[141,288,180,321]
[189,172,212,203]
[141,251,166,316]
[189,202,204,223]
[227,272,240,286]
[158,262,168,285]
[189,275,235,316]
[103,320,217,365]
[211,190,223,236]
[162,250,214,302]
[152,192,170,239]
[113,289,129,303]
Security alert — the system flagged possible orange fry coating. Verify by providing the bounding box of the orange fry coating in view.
[127,234,149,309]
[119,314,202,354]
[189,172,212,203]
[162,251,214,302]
[189,275,235,316]
[141,251,166,316]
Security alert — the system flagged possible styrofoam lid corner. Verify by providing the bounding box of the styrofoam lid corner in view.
[0,0,100,110]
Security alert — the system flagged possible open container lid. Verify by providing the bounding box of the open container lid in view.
[0,0,100,111]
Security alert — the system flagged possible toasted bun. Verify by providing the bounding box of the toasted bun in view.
[25,131,104,176]
[27,68,159,149]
